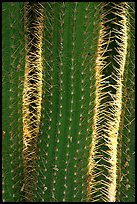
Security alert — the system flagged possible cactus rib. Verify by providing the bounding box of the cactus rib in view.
[22,2,44,201]
[87,2,129,202]
[2,2,134,202]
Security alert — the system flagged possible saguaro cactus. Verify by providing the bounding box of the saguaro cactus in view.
[2,2,135,202]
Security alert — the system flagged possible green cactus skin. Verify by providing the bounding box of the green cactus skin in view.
[2,2,25,202]
[2,2,135,202]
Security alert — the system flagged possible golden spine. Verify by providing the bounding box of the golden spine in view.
[22,3,44,201]
[87,3,128,202]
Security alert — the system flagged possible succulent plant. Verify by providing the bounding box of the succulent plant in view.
[2,2,135,202]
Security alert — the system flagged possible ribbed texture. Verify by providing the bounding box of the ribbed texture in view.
[2,2,135,202]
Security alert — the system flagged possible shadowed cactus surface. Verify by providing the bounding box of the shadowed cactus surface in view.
[2,2,135,202]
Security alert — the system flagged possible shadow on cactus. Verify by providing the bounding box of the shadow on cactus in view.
[2,2,135,202]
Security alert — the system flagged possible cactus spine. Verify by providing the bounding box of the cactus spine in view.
[2,2,135,202]
[22,3,44,201]
[87,2,129,202]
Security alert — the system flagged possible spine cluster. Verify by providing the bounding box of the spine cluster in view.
[2,2,134,202]
[22,3,44,201]
[87,2,128,202]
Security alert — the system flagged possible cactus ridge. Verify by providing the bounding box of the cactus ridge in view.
[62,3,78,201]
[22,2,44,201]
[87,2,129,202]
[35,3,101,202]
[2,2,135,202]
